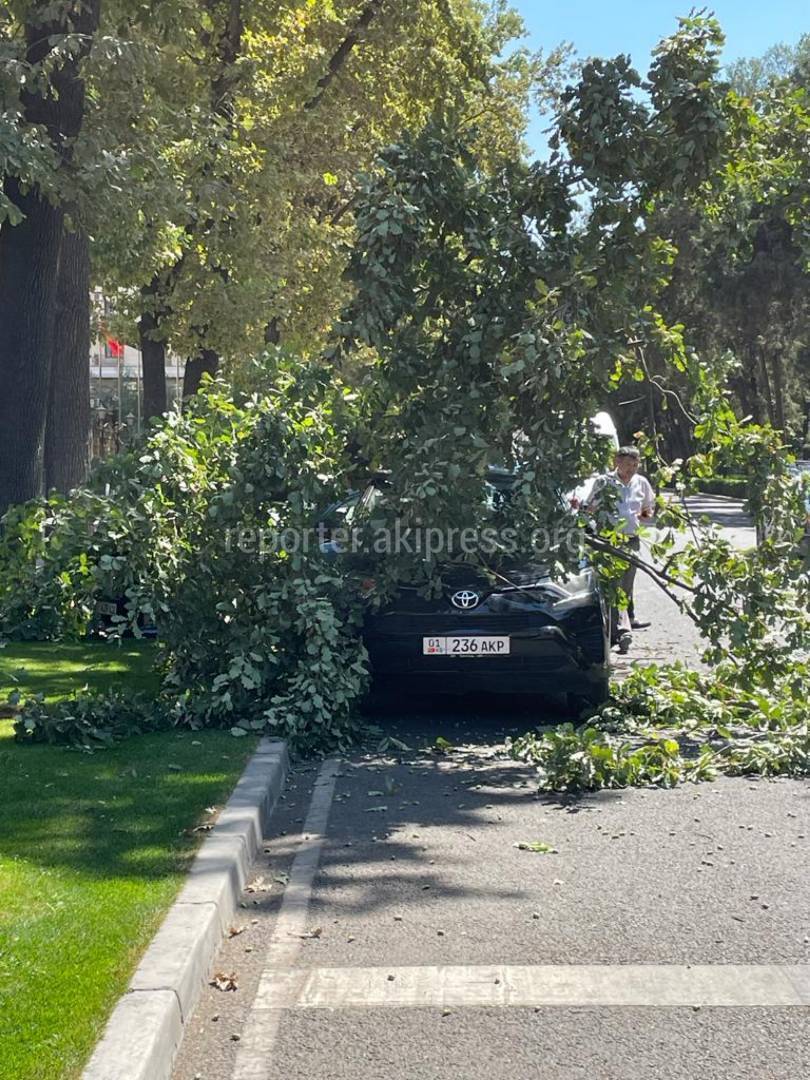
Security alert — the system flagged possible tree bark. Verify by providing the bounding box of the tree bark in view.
[769,350,786,433]
[44,228,91,493]
[0,0,100,516]
[264,316,281,345]
[757,346,776,427]
[140,319,168,420]
[139,278,168,420]
[183,348,220,398]
[0,179,63,512]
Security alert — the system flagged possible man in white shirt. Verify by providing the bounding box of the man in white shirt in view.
[586,446,656,651]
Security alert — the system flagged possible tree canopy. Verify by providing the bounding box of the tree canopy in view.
[0,0,564,512]
[1,11,808,778]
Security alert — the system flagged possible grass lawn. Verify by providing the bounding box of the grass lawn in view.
[0,642,259,1080]
[0,639,160,701]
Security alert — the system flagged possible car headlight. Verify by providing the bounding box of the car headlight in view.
[521,568,596,607]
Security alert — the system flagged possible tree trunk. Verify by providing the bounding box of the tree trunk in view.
[141,320,168,420]
[183,348,220,399]
[139,278,168,420]
[0,181,63,512]
[44,228,91,493]
[264,316,281,345]
[0,0,100,517]
[769,351,786,433]
[757,347,777,427]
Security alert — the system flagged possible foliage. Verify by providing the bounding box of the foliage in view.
[3,14,809,769]
[511,656,810,793]
[1,374,369,752]
[12,689,173,748]
[0,490,147,640]
[73,0,567,363]
[623,46,810,455]
[509,724,706,792]
[725,33,810,98]
[329,14,731,594]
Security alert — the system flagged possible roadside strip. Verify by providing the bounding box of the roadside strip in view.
[83,737,289,1080]
[233,757,342,1080]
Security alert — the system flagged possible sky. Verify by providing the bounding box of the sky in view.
[509,0,809,157]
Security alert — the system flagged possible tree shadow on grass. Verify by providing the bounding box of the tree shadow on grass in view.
[0,728,252,883]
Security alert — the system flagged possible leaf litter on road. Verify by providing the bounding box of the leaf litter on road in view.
[245,875,272,893]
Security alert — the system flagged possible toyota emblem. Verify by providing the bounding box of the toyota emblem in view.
[451,589,480,610]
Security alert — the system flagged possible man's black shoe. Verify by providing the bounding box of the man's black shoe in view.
[630,619,651,630]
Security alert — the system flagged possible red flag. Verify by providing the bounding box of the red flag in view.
[107,338,124,358]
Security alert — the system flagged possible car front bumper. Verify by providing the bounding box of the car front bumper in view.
[363,609,608,695]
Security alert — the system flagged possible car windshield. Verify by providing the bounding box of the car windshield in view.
[322,466,563,531]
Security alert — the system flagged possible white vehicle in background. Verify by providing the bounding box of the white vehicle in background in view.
[568,412,620,508]
[590,411,620,451]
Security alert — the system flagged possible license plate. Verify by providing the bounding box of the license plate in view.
[423,636,510,657]
[95,601,118,616]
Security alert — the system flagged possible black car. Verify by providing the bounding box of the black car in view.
[321,471,611,707]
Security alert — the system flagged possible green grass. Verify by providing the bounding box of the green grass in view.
[0,643,258,1080]
[0,640,160,702]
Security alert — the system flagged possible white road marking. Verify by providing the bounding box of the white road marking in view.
[232,758,341,1080]
[253,963,810,1010]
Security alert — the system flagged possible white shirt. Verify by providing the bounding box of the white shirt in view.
[589,470,655,536]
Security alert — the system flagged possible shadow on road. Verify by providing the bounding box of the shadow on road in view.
[361,689,579,750]
[680,493,753,532]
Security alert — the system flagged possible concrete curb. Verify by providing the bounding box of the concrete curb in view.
[83,736,289,1080]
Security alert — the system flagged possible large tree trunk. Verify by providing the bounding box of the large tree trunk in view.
[0,181,63,511]
[44,228,91,493]
[0,0,100,517]
[183,348,220,399]
[139,279,168,420]
[141,320,168,420]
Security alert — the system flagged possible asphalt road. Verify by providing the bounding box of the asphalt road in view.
[172,495,809,1080]
[615,492,756,672]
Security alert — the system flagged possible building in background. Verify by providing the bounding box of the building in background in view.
[90,292,186,460]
